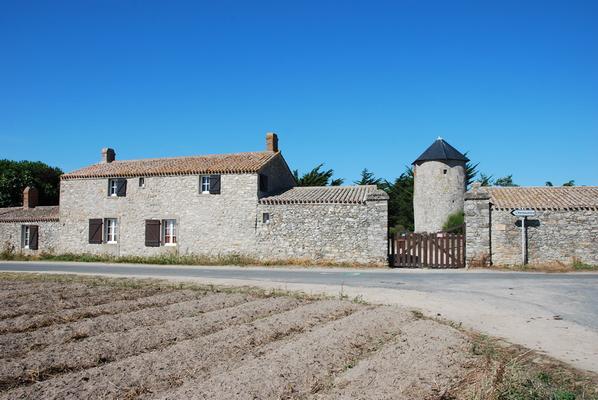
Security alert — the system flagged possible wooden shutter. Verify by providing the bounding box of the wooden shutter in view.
[209,175,221,194]
[145,220,161,247]
[259,174,268,192]
[117,179,127,197]
[29,225,39,250]
[89,219,103,244]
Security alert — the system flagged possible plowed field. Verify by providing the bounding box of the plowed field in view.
[1,274,594,400]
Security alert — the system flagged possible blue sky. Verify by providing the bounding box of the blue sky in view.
[1,0,597,185]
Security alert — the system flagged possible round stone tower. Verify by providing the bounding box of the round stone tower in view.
[413,138,468,233]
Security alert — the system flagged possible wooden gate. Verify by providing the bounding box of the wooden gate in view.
[389,232,465,268]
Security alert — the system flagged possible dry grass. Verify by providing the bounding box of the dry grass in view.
[0,247,386,269]
[441,331,598,400]
[472,260,598,273]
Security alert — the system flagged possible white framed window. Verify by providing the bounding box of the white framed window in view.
[22,226,30,249]
[162,219,177,246]
[200,176,210,194]
[139,177,145,188]
[104,218,118,243]
[109,179,119,196]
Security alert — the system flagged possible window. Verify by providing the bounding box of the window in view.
[104,218,118,243]
[139,177,145,188]
[262,213,270,224]
[22,226,30,249]
[162,219,177,245]
[201,176,210,194]
[109,179,119,196]
[108,178,127,197]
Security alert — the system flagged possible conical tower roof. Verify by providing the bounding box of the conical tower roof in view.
[413,137,469,164]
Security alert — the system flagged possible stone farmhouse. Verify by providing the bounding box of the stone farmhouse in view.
[0,133,389,265]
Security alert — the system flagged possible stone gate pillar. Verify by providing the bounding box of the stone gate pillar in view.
[464,183,491,267]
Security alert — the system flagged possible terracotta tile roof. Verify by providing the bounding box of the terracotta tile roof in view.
[487,187,598,210]
[260,185,383,205]
[62,151,279,180]
[0,206,60,223]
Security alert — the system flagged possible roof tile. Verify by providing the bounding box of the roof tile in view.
[260,185,381,205]
[486,186,598,210]
[62,151,278,179]
[0,206,60,223]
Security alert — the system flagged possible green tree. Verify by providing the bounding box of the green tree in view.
[354,168,383,188]
[478,173,494,186]
[0,160,63,207]
[494,175,518,187]
[545,181,554,186]
[383,167,414,233]
[292,164,343,186]
[463,152,479,189]
[442,211,464,233]
[562,180,575,187]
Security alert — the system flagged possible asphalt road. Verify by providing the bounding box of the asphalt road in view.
[1,261,598,372]
[1,261,596,328]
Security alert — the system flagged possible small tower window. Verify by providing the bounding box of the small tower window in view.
[262,213,270,224]
[443,169,448,175]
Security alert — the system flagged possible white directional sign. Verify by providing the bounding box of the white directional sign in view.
[511,209,536,218]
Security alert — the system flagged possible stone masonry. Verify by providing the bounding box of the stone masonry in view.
[465,184,598,266]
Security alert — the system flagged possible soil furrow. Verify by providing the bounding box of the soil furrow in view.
[0,300,358,400]
[0,290,199,334]
[0,292,249,359]
[158,306,413,400]
[0,296,301,390]
[307,319,471,400]
[0,285,159,320]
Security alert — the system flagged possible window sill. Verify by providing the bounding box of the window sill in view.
[106,241,118,245]
[164,243,177,247]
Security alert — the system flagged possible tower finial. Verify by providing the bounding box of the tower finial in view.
[436,136,443,141]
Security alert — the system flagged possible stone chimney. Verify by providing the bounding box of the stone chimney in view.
[102,148,116,163]
[23,186,38,209]
[266,132,278,152]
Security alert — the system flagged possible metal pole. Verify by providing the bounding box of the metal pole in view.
[521,217,527,265]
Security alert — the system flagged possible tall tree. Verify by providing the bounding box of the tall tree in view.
[463,152,479,189]
[383,167,414,233]
[545,181,554,186]
[562,180,575,187]
[292,164,343,186]
[478,173,494,186]
[354,168,383,188]
[0,160,63,207]
[494,175,518,187]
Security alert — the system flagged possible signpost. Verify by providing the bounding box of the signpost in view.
[511,209,537,265]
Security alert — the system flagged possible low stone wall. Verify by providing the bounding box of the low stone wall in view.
[256,198,388,265]
[0,221,61,255]
[491,209,598,266]
[465,191,598,266]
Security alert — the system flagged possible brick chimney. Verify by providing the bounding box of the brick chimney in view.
[266,132,278,152]
[102,148,116,163]
[23,186,38,209]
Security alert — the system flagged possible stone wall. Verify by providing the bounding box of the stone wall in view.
[465,188,598,266]
[256,193,388,265]
[0,221,61,255]
[414,160,465,233]
[491,209,598,266]
[464,189,491,266]
[57,174,388,264]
